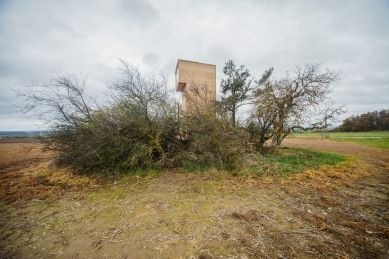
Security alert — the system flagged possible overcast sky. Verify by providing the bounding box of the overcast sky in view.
[1,0,388,130]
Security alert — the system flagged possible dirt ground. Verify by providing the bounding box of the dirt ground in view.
[0,138,388,258]
[283,138,389,170]
[0,139,95,204]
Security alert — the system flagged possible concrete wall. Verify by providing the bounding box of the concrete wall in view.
[175,59,216,114]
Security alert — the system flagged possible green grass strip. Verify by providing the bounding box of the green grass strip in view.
[331,137,389,149]
[253,148,348,176]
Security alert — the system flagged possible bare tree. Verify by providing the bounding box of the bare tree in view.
[15,73,105,169]
[246,68,274,150]
[108,60,172,129]
[246,106,274,151]
[251,63,346,153]
[15,73,96,127]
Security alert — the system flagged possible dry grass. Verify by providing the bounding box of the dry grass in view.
[0,138,388,258]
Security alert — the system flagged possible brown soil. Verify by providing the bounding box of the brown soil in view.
[0,139,388,258]
[0,139,96,204]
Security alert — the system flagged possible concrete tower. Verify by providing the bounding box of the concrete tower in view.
[175,59,216,114]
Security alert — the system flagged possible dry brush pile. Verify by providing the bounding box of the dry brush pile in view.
[16,61,254,174]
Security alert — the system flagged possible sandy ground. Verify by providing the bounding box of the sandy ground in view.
[0,138,388,258]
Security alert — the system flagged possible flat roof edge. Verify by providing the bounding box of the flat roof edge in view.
[177,59,216,67]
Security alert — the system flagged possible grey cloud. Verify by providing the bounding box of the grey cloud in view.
[161,59,176,77]
[206,44,237,66]
[0,0,389,130]
[335,87,389,106]
[0,103,20,115]
[119,0,160,28]
[142,52,159,66]
[205,44,238,85]
[0,84,28,118]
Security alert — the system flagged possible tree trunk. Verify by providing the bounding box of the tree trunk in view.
[267,135,282,154]
[267,125,285,154]
[232,103,236,128]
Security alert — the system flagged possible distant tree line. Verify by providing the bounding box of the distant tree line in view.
[333,109,389,132]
